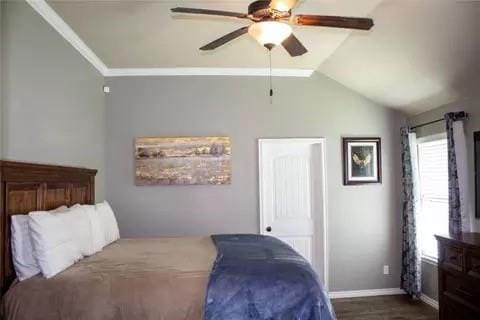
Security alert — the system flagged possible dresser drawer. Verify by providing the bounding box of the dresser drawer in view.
[443,271,480,310]
[466,249,480,280]
[443,293,480,320]
[436,233,480,320]
[442,245,464,271]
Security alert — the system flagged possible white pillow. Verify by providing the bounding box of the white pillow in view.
[11,215,41,281]
[96,201,120,246]
[49,205,68,213]
[28,211,82,278]
[10,206,71,281]
[53,207,96,256]
[72,204,105,253]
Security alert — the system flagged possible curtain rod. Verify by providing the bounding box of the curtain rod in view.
[410,111,468,131]
[410,118,444,131]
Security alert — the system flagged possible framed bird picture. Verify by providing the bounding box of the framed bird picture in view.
[342,137,382,185]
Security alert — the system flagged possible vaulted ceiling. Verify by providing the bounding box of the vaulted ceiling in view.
[318,0,480,115]
[47,0,382,69]
[46,0,480,115]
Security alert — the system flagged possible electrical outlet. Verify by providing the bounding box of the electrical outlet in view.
[103,85,110,93]
[383,265,390,275]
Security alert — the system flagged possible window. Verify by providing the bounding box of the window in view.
[417,139,449,261]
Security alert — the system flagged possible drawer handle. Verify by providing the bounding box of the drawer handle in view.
[456,286,474,298]
[449,255,458,262]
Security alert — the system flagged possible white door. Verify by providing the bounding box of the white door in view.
[259,138,328,286]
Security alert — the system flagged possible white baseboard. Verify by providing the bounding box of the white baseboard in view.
[420,294,439,310]
[329,288,405,299]
[329,289,439,310]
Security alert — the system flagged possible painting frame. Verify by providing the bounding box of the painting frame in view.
[134,136,231,186]
[342,137,382,185]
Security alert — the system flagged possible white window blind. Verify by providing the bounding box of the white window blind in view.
[417,139,449,260]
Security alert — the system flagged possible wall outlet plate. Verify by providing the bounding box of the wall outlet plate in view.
[103,85,110,93]
[383,265,390,275]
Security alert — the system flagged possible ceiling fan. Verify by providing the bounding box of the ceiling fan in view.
[171,0,374,56]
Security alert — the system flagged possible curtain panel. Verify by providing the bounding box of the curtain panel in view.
[445,112,471,235]
[400,127,421,298]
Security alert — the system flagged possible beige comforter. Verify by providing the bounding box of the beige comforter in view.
[1,237,216,320]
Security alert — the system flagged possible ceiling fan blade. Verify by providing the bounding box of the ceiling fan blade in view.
[200,27,249,50]
[171,7,248,19]
[294,15,374,30]
[269,0,299,12]
[282,34,307,57]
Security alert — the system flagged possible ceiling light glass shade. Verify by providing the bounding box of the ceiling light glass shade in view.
[248,21,292,48]
[269,0,297,12]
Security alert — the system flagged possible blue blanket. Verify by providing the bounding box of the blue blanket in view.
[204,234,336,320]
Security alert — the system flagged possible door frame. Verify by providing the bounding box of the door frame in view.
[258,138,329,290]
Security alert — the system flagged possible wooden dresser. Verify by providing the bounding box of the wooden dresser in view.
[435,233,480,320]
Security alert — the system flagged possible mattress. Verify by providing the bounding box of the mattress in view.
[1,237,216,320]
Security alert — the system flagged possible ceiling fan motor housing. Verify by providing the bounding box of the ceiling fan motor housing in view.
[248,0,290,21]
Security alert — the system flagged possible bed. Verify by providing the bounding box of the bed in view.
[0,160,335,320]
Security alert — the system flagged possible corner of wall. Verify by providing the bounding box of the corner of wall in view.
[2,1,106,200]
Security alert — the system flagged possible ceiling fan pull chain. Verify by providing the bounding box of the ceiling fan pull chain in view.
[269,49,273,101]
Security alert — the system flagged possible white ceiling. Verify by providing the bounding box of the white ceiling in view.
[46,0,480,115]
[46,0,382,69]
[318,0,480,115]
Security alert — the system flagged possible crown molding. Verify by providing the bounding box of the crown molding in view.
[27,0,313,78]
[26,0,108,75]
[105,68,314,77]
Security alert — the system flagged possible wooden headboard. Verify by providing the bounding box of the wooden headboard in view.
[0,160,97,295]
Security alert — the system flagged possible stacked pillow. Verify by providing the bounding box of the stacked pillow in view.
[10,201,120,280]
[96,202,121,245]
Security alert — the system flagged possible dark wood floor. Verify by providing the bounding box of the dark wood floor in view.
[332,295,438,320]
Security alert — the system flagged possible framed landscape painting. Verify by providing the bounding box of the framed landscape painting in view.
[135,136,231,185]
[343,137,382,185]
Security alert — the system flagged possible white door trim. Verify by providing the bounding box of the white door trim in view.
[258,138,329,290]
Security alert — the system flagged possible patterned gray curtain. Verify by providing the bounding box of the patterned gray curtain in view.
[400,127,421,299]
[445,113,462,235]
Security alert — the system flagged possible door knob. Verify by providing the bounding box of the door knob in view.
[266,226,272,232]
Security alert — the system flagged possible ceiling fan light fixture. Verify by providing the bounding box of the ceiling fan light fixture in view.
[248,21,292,49]
[269,0,297,12]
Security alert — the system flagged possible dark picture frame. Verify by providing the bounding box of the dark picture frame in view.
[475,132,480,218]
[343,137,382,185]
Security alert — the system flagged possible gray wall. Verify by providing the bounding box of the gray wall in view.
[1,0,411,293]
[105,74,406,291]
[421,261,438,302]
[1,1,105,200]
[409,94,480,302]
